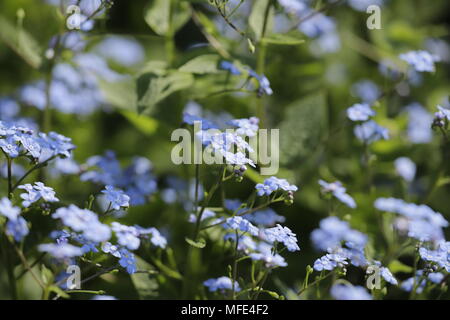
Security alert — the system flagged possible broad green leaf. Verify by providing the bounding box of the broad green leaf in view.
[179,54,221,74]
[130,256,159,299]
[137,71,194,114]
[0,14,42,68]
[144,0,190,36]
[185,237,206,249]
[388,260,413,274]
[279,92,328,166]
[120,110,159,136]
[262,33,305,46]
[98,79,137,111]
[249,0,274,41]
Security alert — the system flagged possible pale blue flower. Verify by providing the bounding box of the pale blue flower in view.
[38,243,84,260]
[52,205,111,243]
[18,182,59,207]
[263,224,300,252]
[394,157,416,182]
[348,0,384,11]
[111,222,141,250]
[223,216,259,236]
[244,208,286,227]
[319,180,356,208]
[0,197,20,220]
[256,176,298,196]
[118,248,137,274]
[6,217,29,242]
[351,80,381,103]
[249,242,287,268]
[95,36,145,67]
[354,120,389,143]
[228,117,259,137]
[102,185,130,210]
[399,50,439,73]
[405,103,433,144]
[347,103,375,122]
[220,61,241,75]
[330,284,372,300]
[204,276,240,292]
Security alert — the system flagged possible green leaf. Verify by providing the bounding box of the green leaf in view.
[130,256,159,299]
[388,260,413,274]
[120,110,159,136]
[144,0,190,36]
[137,71,194,114]
[262,33,305,46]
[185,237,206,249]
[97,79,137,111]
[40,264,54,285]
[0,14,42,68]
[249,0,274,41]
[179,54,221,74]
[279,92,328,166]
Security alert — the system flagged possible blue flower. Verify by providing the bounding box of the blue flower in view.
[374,198,448,242]
[330,284,372,300]
[188,209,216,223]
[348,0,384,11]
[6,217,29,242]
[223,216,259,236]
[263,224,300,252]
[38,243,84,260]
[419,241,450,272]
[318,180,356,208]
[95,36,145,67]
[182,112,218,130]
[111,222,141,250]
[18,182,59,208]
[256,176,298,197]
[351,80,381,103]
[52,205,111,243]
[346,103,375,122]
[248,69,273,96]
[224,233,257,253]
[394,157,416,182]
[101,242,122,258]
[354,120,389,143]
[298,12,336,38]
[244,208,286,227]
[220,61,241,75]
[228,117,259,137]
[313,248,348,271]
[249,242,287,268]
[118,248,137,274]
[136,226,168,249]
[406,103,433,143]
[203,276,240,292]
[81,151,157,206]
[0,197,20,220]
[399,50,439,73]
[400,270,443,294]
[102,185,130,210]
[311,216,368,252]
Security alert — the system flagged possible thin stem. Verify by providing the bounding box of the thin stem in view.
[288,0,345,32]
[9,238,46,290]
[7,157,13,197]
[11,155,58,192]
[297,270,336,296]
[201,198,284,231]
[192,166,226,241]
[231,230,239,300]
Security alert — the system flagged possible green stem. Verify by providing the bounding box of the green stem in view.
[231,230,239,300]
